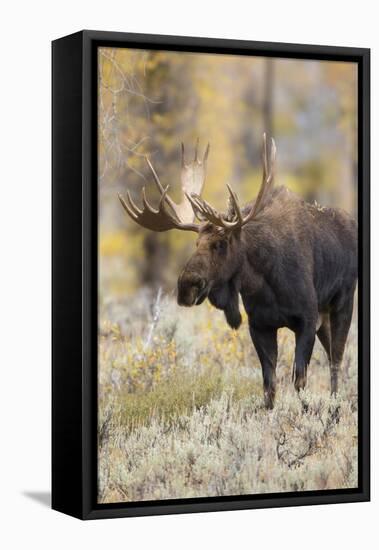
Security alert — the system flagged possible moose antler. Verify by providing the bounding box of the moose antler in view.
[186,184,245,229]
[187,133,276,230]
[249,133,276,219]
[118,141,209,233]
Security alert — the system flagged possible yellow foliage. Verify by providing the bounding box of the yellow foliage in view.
[99,231,128,257]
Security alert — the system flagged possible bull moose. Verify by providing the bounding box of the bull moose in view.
[119,135,357,408]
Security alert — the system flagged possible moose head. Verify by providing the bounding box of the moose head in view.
[119,134,276,329]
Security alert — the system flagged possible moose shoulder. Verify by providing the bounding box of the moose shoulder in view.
[119,135,357,409]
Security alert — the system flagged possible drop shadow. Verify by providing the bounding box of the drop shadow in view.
[23,491,51,508]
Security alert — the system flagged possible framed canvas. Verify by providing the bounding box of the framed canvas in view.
[52,30,370,520]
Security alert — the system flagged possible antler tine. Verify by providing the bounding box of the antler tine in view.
[203,143,210,163]
[262,135,276,188]
[142,186,159,213]
[226,184,243,225]
[181,139,209,168]
[196,196,216,219]
[242,134,277,223]
[158,185,170,208]
[194,137,199,162]
[185,194,205,222]
[145,155,184,220]
[187,192,213,219]
[126,190,143,215]
[145,156,165,193]
[267,137,276,184]
[118,193,138,219]
[262,132,269,183]
[186,192,211,220]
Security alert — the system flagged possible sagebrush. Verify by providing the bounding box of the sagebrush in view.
[98,291,358,503]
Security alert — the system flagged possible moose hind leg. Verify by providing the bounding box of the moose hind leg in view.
[249,325,278,409]
[317,314,332,363]
[294,321,316,393]
[329,296,354,395]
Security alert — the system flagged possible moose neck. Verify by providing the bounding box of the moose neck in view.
[238,225,267,299]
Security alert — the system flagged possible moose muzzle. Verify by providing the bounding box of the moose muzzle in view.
[177,272,211,307]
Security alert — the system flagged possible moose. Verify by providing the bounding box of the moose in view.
[119,135,357,408]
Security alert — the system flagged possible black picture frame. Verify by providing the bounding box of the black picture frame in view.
[52,30,370,520]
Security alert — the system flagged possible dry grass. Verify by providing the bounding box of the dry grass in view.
[98,290,358,503]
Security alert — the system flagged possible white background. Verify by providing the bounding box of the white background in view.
[0,1,376,548]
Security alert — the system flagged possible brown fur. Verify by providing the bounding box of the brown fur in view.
[177,186,357,408]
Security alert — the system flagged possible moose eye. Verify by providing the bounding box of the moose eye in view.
[212,240,227,254]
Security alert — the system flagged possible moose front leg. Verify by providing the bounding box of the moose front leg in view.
[294,320,317,392]
[249,325,278,409]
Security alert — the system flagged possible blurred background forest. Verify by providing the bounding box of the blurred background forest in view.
[98,48,357,298]
[98,48,358,503]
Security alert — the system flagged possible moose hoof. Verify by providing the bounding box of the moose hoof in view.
[264,390,275,410]
[294,375,307,393]
[330,379,338,396]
